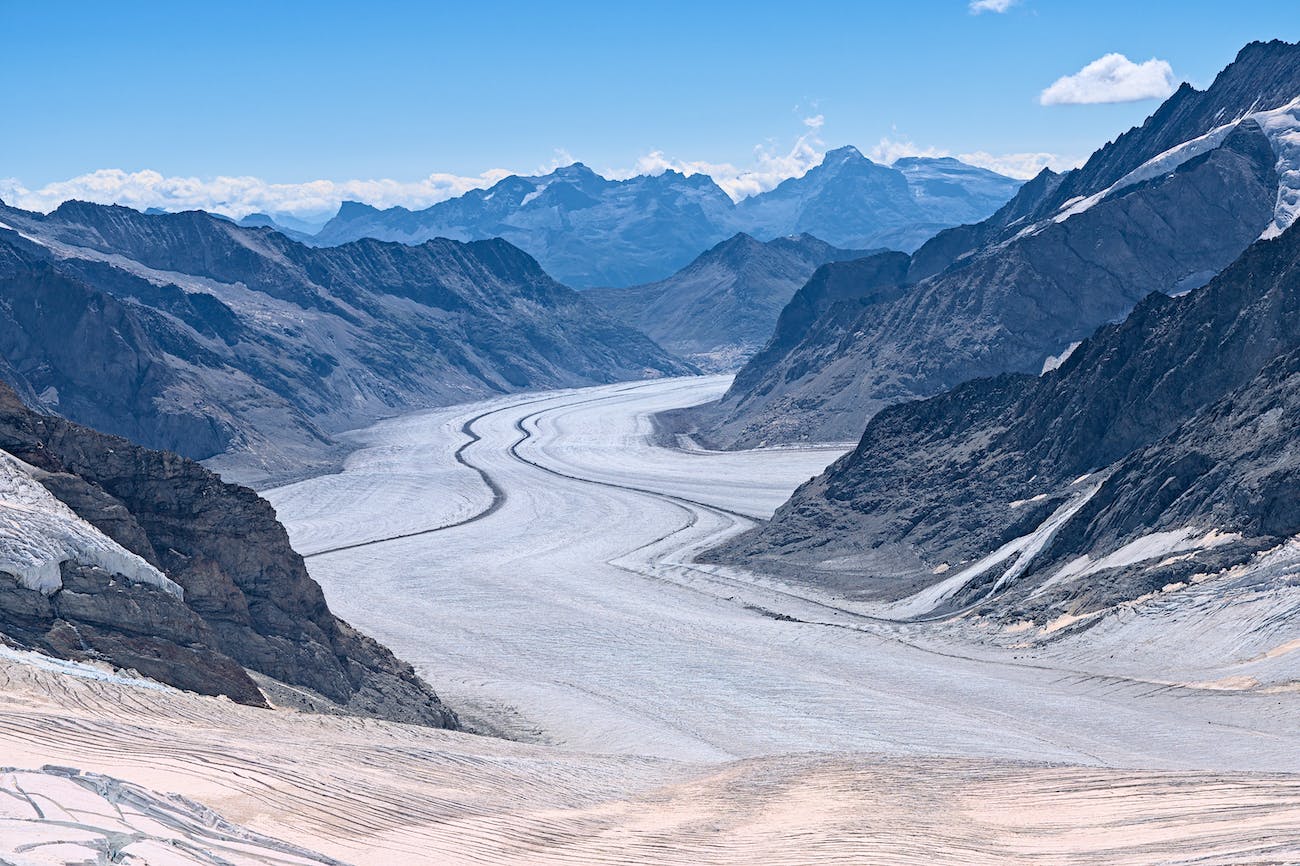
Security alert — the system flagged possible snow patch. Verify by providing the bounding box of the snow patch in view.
[1256,97,1300,239]
[888,483,1101,619]
[0,450,178,597]
[1041,342,1081,374]
[1032,527,1241,598]
[1053,121,1240,224]
[0,645,174,692]
[1009,493,1050,508]
[519,183,550,207]
[1036,98,1300,240]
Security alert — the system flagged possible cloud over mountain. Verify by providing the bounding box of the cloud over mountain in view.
[867,137,1074,180]
[1040,53,1179,105]
[1,120,1043,218]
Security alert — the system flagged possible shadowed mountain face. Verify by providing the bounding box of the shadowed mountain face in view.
[583,233,879,371]
[714,220,1300,625]
[680,40,1300,449]
[312,154,1020,288]
[0,200,692,484]
[0,380,457,727]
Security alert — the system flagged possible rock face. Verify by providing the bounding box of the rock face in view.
[715,220,1300,624]
[0,380,457,727]
[313,154,1020,288]
[0,200,692,484]
[584,233,877,371]
[682,41,1300,448]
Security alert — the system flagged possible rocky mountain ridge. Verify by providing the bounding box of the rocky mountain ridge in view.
[0,199,691,484]
[713,218,1300,626]
[0,379,456,726]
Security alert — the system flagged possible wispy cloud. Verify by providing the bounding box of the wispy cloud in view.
[1040,53,1178,105]
[868,137,1077,180]
[956,150,1077,179]
[969,0,1019,14]
[605,118,828,201]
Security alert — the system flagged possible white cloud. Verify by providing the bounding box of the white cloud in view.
[1040,53,1178,105]
[957,150,1078,179]
[0,120,1073,218]
[867,138,947,164]
[868,136,1079,180]
[0,167,514,221]
[969,0,1019,13]
[605,124,828,201]
[0,129,827,216]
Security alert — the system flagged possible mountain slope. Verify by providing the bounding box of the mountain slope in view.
[0,379,456,726]
[714,220,1300,626]
[584,233,877,370]
[314,154,1020,288]
[0,200,691,483]
[682,41,1300,448]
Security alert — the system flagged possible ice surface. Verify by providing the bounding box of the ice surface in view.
[1,649,1296,865]
[1256,97,1300,239]
[2,375,1298,862]
[1041,341,1081,374]
[885,482,1100,619]
[0,450,177,596]
[0,768,337,866]
[1038,98,1300,240]
[267,377,1298,771]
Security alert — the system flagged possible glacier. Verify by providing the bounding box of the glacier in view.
[0,449,178,597]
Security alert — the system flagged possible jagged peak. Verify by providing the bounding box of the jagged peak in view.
[335,200,381,220]
[822,145,868,166]
[1233,38,1300,64]
[52,199,116,216]
[711,231,762,251]
[551,161,599,179]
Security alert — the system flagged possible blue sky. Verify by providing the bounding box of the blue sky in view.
[2,1,1296,218]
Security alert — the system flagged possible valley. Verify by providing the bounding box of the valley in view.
[2,374,1296,863]
[5,15,1300,862]
[266,377,1298,766]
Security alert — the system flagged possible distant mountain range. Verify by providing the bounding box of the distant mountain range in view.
[312,150,1021,287]
[0,199,691,485]
[584,233,879,371]
[680,39,1300,449]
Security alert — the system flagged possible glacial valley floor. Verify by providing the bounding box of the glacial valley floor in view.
[2,375,1297,864]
